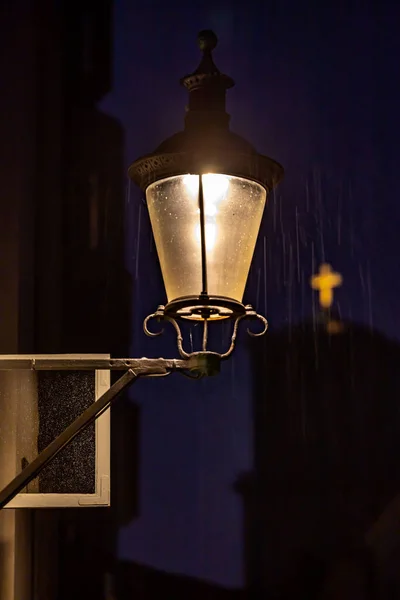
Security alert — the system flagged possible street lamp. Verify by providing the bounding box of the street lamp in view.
[0,30,283,509]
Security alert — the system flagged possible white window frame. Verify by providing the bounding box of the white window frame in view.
[1,354,110,508]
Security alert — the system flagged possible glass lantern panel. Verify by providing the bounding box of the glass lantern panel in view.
[146,174,266,303]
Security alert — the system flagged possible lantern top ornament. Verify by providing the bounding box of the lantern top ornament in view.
[197,29,218,52]
[180,29,234,100]
[128,30,284,191]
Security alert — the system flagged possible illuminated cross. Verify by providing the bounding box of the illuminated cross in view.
[310,263,342,309]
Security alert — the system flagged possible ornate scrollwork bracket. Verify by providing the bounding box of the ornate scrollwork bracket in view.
[143,304,268,360]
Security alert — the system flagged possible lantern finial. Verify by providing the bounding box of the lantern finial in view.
[197,30,218,53]
[180,31,234,131]
[190,30,221,79]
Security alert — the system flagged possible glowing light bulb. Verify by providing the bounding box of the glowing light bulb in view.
[183,174,230,252]
[195,222,217,250]
[202,174,229,211]
[183,174,199,196]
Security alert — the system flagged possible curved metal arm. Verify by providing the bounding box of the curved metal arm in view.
[220,314,247,359]
[144,307,191,359]
[220,309,269,359]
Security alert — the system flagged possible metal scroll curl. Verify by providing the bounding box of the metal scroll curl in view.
[246,313,269,337]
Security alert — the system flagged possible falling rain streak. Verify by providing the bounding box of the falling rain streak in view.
[135,202,142,281]
[249,167,376,339]
[263,236,267,318]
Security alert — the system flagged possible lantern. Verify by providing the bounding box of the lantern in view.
[129,30,283,321]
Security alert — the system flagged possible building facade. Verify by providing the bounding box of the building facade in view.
[0,1,133,597]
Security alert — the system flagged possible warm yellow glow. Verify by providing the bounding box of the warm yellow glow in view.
[202,174,230,207]
[183,174,199,196]
[183,174,230,206]
[183,174,230,251]
[310,263,343,308]
[195,222,217,249]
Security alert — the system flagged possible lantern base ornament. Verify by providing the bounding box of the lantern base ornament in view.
[144,303,268,359]
[164,294,247,321]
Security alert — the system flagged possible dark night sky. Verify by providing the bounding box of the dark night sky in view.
[100,0,400,588]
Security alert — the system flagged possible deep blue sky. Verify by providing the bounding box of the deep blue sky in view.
[101,0,400,588]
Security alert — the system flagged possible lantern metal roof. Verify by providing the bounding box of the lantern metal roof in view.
[129,30,284,191]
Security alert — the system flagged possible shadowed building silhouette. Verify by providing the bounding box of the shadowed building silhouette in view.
[42,1,137,598]
[115,561,245,600]
[238,319,400,599]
